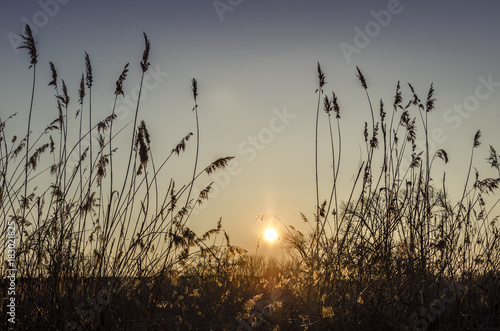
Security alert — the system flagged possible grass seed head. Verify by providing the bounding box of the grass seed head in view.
[425,82,436,112]
[48,62,58,88]
[141,32,151,72]
[18,24,38,67]
[474,129,482,148]
[316,62,326,93]
[205,156,235,175]
[85,52,93,88]
[115,63,129,96]
[78,74,85,105]
[356,66,367,90]
[393,81,402,110]
[191,78,198,103]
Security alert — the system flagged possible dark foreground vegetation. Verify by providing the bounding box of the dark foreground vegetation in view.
[1,25,499,330]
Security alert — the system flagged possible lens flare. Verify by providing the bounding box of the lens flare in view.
[264,228,278,242]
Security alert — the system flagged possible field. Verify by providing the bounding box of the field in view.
[1,25,500,330]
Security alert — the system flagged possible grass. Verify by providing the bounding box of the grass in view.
[1,25,500,330]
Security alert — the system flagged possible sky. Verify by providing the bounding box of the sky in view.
[1,0,500,253]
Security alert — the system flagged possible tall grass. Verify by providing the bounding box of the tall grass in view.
[1,26,499,330]
[0,25,242,330]
[275,64,500,330]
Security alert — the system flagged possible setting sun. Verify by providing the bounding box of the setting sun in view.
[264,228,278,242]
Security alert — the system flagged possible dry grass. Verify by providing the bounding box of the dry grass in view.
[1,26,499,330]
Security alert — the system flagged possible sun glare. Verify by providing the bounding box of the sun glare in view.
[264,228,278,242]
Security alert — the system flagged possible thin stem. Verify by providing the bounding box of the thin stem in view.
[314,82,322,249]
[22,63,36,244]
[88,87,93,196]
[185,78,200,211]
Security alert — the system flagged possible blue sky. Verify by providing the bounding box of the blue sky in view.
[2,0,500,252]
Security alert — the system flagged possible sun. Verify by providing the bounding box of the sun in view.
[264,228,278,242]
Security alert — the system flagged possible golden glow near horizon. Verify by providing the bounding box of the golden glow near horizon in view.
[264,228,278,242]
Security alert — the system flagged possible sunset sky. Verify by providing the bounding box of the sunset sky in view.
[2,0,500,252]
